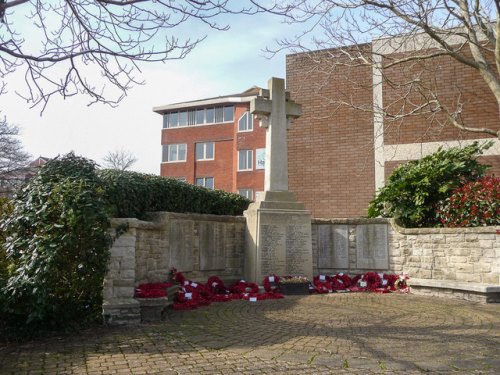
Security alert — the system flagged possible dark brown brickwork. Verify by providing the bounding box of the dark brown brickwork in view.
[383,51,499,145]
[286,51,375,218]
[287,45,500,218]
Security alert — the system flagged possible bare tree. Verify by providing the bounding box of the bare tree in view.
[0,1,266,111]
[0,116,30,177]
[266,0,500,139]
[102,149,137,171]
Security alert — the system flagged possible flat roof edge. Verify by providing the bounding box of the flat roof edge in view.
[153,96,256,114]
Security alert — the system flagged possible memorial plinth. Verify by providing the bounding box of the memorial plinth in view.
[244,191,313,283]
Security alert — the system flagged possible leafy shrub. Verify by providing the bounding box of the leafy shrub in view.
[0,197,12,285]
[437,176,500,227]
[0,153,111,334]
[99,169,251,219]
[368,142,491,227]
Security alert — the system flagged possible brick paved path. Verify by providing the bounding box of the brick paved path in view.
[1,294,499,374]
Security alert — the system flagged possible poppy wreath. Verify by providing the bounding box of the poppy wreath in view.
[135,282,173,298]
[394,274,410,292]
[313,275,333,293]
[230,279,260,294]
[331,273,352,289]
[262,274,280,292]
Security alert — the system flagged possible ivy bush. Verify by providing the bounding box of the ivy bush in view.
[0,197,12,286]
[0,153,111,334]
[99,170,251,219]
[437,176,500,227]
[368,142,491,227]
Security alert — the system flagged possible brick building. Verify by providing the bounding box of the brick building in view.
[155,39,500,218]
[286,40,500,218]
[153,87,266,200]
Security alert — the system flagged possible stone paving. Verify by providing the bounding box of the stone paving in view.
[1,293,499,374]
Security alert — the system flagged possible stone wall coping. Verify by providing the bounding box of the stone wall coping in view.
[411,278,500,293]
[103,298,140,309]
[147,211,247,223]
[312,217,390,225]
[390,218,500,235]
[111,212,246,229]
[110,218,163,230]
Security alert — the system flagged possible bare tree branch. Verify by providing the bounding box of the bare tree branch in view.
[102,149,137,171]
[0,0,267,111]
[268,0,500,139]
[0,115,31,176]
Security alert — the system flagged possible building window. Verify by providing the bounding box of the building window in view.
[195,177,214,190]
[223,106,234,122]
[163,144,187,162]
[238,149,253,171]
[163,106,234,129]
[196,142,215,161]
[238,112,253,132]
[178,111,188,126]
[239,189,253,200]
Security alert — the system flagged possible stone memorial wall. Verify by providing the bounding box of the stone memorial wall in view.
[104,213,499,323]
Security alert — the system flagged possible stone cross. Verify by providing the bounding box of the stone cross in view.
[250,77,302,192]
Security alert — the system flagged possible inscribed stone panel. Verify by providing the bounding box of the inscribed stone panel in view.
[199,222,226,271]
[258,211,312,279]
[169,220,193,272]
[317,225,349,269]
[356,224,389,269]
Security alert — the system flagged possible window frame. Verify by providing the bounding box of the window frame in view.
[238,188,253,200]
[238,149,253,171]
[238,112,253,132]
[195,177,214,190]
[195,142,215,161]
[163,143,187,163]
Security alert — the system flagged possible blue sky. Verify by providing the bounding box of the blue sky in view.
[2,11,302,174]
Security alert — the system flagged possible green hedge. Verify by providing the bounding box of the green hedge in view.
[99,170,251,219]
[368,141,491,227]
[0,154,111,335]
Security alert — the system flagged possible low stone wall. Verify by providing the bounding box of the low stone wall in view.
[390,221,500,285]
[312,218,500,285]
[104,213,499,323]
[103,212,246,324]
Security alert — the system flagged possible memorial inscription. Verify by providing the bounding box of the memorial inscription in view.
[317,225,349,269]
[256,212,313,279]
[356,224,388,269]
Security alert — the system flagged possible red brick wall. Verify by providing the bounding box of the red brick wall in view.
[234,107,266,196]
[287,46,500,219]
[160,103,267,196]
[286,50,375,218]
[383,51,499,145]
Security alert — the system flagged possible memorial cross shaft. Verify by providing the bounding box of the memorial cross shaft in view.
[250,77,302,192]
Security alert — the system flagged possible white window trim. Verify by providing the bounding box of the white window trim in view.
[238,188,253,200]
[238,149,253,171]
[237,112,253,133]
[164,106,234,129]
[195,177,215,189]
[196,142,215,161]
[164,144,187,163]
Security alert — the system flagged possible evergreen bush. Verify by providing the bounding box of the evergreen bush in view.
[99,170,251,219]
[368,142,491,227]
[0,153,111,334]
[437,176,500,227]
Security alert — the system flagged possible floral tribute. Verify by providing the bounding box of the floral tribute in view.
[312,272,409,294]
[170,269,284,310]
[135,282,173,298]
[135,268,410,312]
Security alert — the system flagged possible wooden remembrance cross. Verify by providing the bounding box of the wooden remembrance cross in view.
[250,77,302,192]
